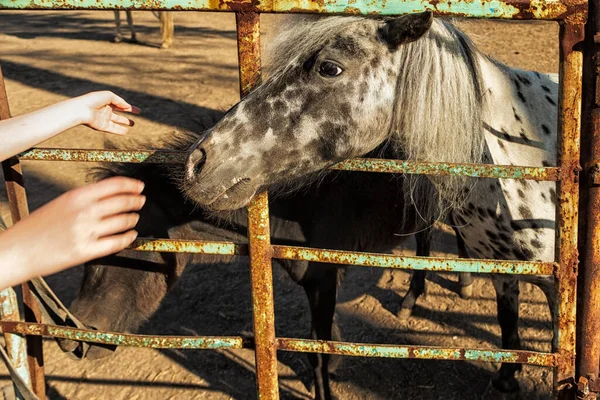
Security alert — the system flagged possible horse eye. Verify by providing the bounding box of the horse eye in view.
[318,61,343,77]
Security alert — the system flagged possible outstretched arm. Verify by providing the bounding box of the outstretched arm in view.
[0,91,140,162]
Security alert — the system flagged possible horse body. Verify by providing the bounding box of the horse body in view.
[183,12,558,394]
[63,133,471,399]
[458,61,558,264]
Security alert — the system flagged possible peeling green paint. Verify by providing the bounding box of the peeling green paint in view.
[18,148,559,181]
[276,338,557,366]
[0,0,586,22]
[272,245,556,275]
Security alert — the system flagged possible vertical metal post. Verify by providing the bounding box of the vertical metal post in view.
[555,22,585,400]
[576,0,600,395]
[235,12,262,98]
[0,288,31,400]
[247,192,279,400]
[0,64,46,399]
[236,12,279,400]
[0,200,29,400]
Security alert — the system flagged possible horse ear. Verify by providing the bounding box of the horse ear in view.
[381,11,433,49]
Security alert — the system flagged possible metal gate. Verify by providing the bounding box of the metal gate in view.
[0,0,595,399]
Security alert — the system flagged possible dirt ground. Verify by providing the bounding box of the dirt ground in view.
[0,11,561,400]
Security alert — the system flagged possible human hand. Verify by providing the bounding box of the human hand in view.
[72,91,141,135]
[0,177,146,287]
[0,91,141,163]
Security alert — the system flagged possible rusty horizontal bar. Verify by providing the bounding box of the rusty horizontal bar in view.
[0,322,556,367]
[0,0,586,22]
[1,322,250,350]
[19,148,559,181]
[130,238,247,255]
[18,148,185,164]
[271,245,557,275]
[276,338,556,366]
[128,239,555,275]
[331,159,560,181]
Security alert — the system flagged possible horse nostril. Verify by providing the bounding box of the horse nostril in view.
[187,148,207,180]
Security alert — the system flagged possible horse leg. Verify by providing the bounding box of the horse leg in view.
[398,231,430,320]
[302,262,341,400]
[458,272,473,299]
[523,275,555,339]
[159,12,174,49]
[453,226,473,299]
[113,11,123,43]
[125,10,136,42]
[491,275,522,393]
[449,213,474,299]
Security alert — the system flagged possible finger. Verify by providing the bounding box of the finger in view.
[76,177,145,203]
[109,93,141,115]
[93,230,139,259]
[94,194,146,218]
[95,213,140,238]
[110,104,141,115]
[103,121,130,135]
[110,112,134,127]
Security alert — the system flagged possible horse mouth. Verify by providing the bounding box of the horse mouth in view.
[206,178,257,211]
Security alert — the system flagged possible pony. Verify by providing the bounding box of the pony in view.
[113,11,174,49]
[182,11,558,395]
[60,130,472,400]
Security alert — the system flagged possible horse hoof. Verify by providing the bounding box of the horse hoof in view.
[460,284,473,299]
[492,375,520,393]
[113,35,122,43]
[160,42,172,49]
[397,307,413,320]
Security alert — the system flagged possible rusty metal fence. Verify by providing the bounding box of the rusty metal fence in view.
[0,0,596,399]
